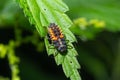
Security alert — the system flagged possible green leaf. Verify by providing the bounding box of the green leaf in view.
[44,37,54,56]
[43,0,69,12]
[70,69,81,80]
[36,0,73,28]
[62,56,73,77]
[55,53,64,65]
[18,0,45,37]
[18,0,81,80]
[64,28,77,42]
[67,44,78,57]
[65,0,120,32]
[62,55,80,78]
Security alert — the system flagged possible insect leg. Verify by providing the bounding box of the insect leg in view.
[66,40,69,44]
[54,50,58,57]
[67,45,73,49]
[65,40,73,49]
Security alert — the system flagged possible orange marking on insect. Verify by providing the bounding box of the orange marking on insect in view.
[52,37,58,40]
[59,29,64,38]
[48,23,65,40]
[60,34,64,38]
[48,28,58,40]
[47,23,69,53]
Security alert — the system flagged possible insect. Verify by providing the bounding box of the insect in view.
[47,23,68,54]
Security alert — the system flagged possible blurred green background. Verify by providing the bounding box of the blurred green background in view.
[0,0,120,80]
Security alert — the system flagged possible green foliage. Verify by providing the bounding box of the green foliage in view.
[1,0,120,80]
[64,0,120,80]
[18,0,45,37]
[0,41,20,80]
[7,41,20,80]
[70,17,105,40]
[65,0,120,32]
[18,0,81,80]
[0,0,19,26]
[0,44,7,58]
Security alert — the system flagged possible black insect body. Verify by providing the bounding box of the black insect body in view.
[53,38,67,53]
[47,23,67,53]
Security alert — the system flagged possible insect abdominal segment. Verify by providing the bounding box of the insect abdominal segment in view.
[47,23,68,54]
